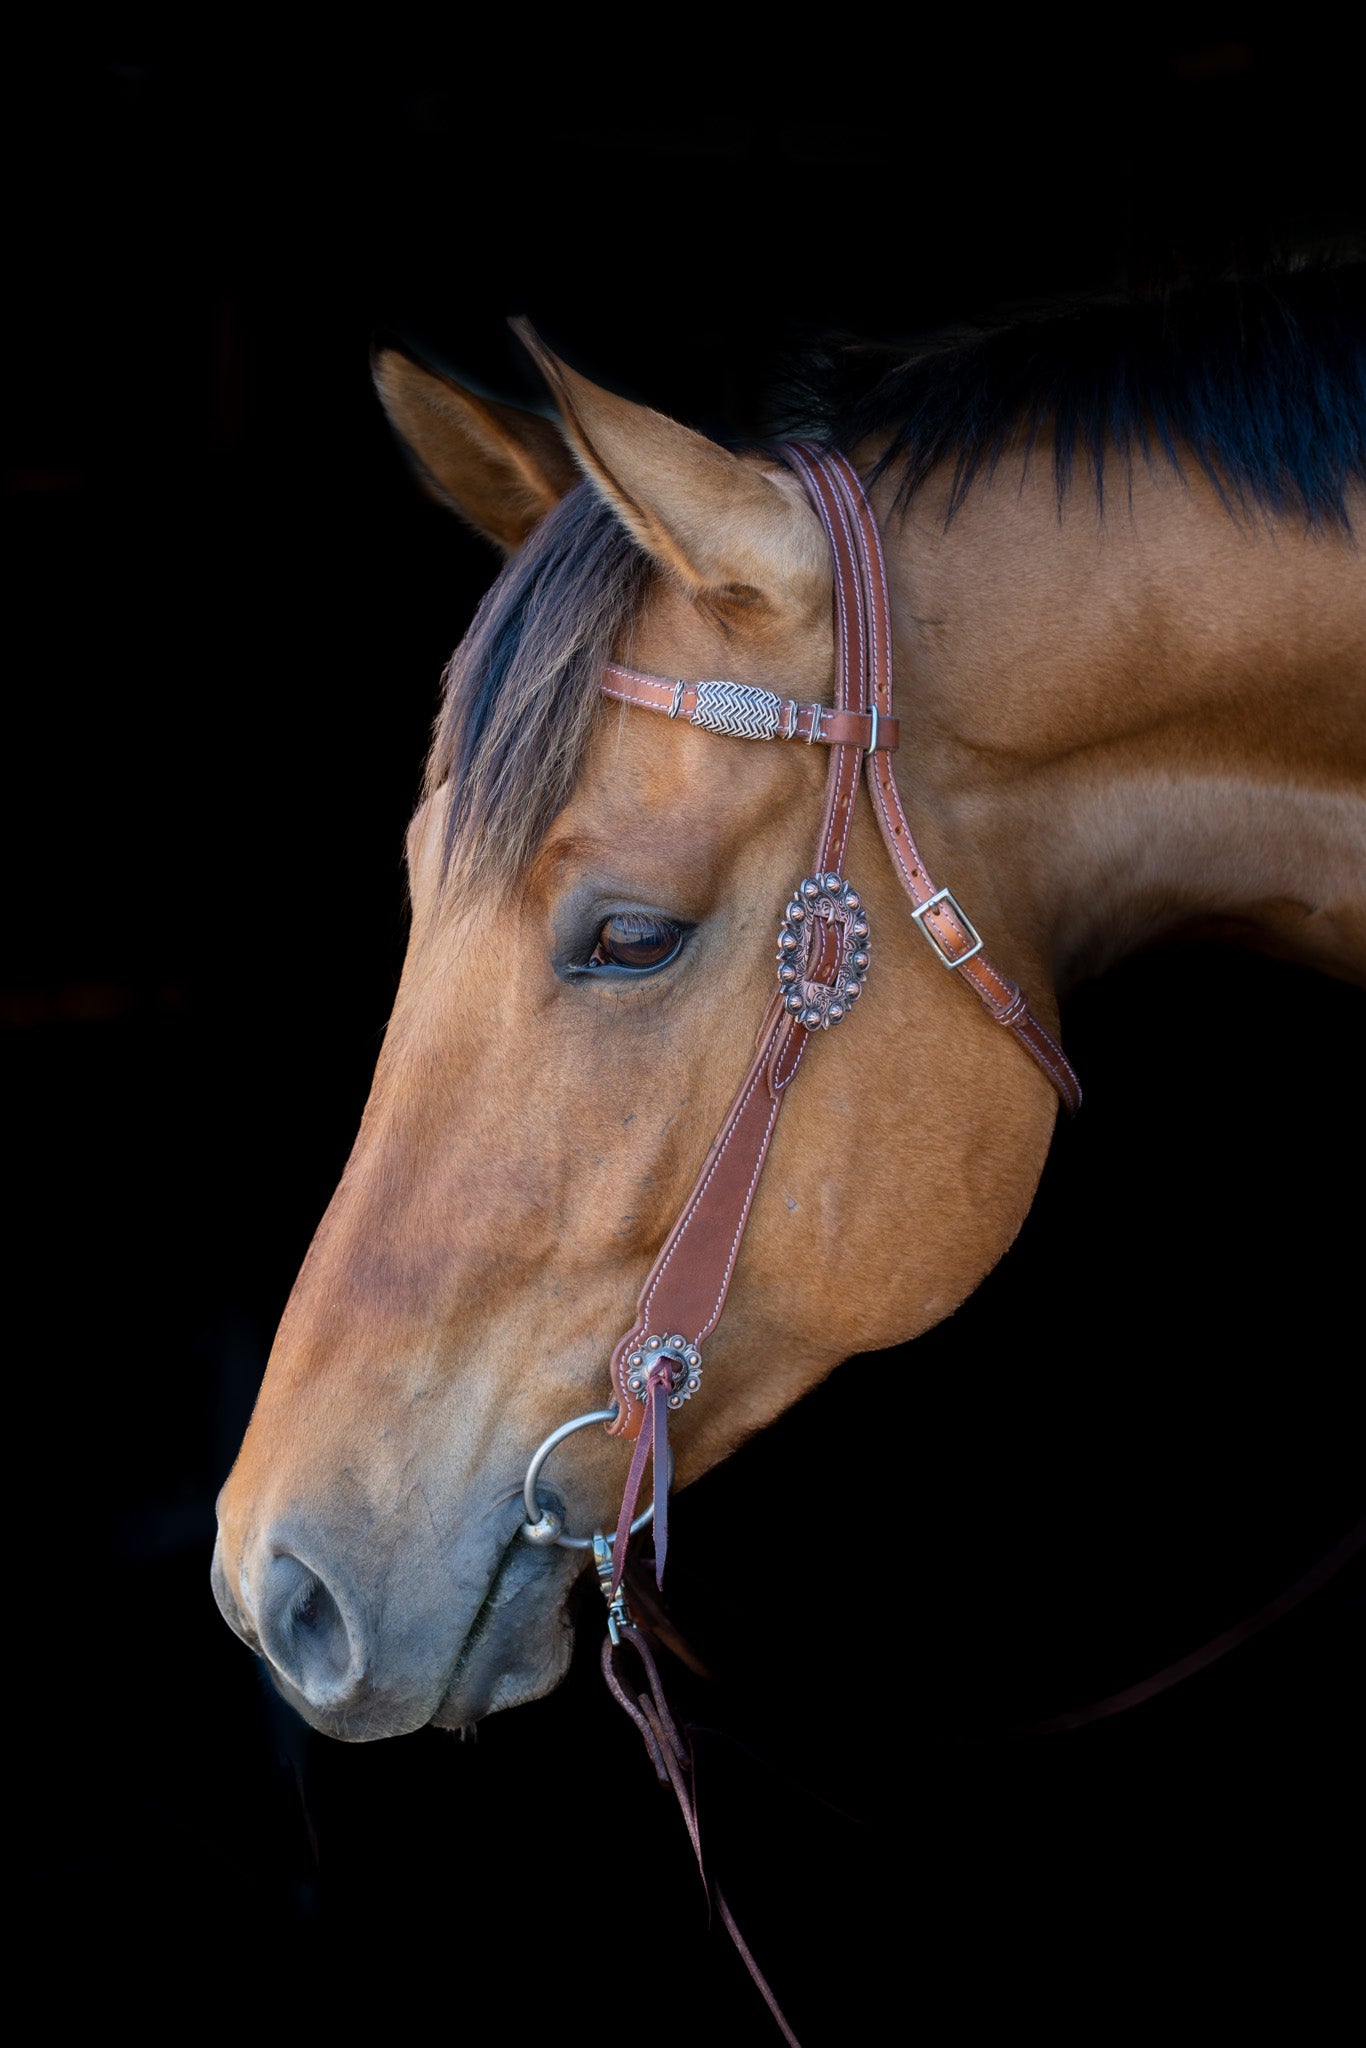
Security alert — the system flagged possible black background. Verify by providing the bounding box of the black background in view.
[10,36,1363,2038]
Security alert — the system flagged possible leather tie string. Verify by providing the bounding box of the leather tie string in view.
[609,1359,673,1594]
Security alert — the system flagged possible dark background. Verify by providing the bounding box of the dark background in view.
[10,37,1363,2037]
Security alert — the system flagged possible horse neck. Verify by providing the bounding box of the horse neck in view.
[882,462,1366,995]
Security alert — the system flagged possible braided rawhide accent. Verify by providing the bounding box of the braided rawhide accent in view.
[691,679,786,741]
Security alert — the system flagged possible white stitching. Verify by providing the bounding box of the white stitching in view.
[704,1093,783,1330]
[789,448,853,740]
[785,446,864,877]
[819,460,927,901]
[772,1025,809,1092]
[816,452,867,871]
[829,453,887,722]
[821,456,1080,1111]
[817,475,868,872]
[832,453,894,717]
[639,1022,781,1331]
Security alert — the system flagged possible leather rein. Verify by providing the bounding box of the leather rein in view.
[593,444,1080,1599]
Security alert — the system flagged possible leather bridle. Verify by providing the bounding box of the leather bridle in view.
[514,446,1081,2041]
[566,445,1080,1596]
[513,444,1362,2037]
[516,446,1087,2040]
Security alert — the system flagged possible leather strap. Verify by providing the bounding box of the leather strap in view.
[789,446,1083,1114]
[605,447,868,1460]
[602,446,1080,1568]
[602,664,899,752]
[601,1628,804,2045]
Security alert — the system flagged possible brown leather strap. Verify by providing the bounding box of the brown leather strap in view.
[606,1000,795,1442]
[787,446,1083,1114]
[601,1629,804,2045]
[601,663,898,752]
[1016,1514,1366,1737]
[603,446,1079,1485]
[606,450,870,1447]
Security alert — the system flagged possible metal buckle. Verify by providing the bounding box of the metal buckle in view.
[910,887,984,969]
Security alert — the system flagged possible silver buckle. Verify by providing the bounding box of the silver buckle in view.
[911,887,984,969]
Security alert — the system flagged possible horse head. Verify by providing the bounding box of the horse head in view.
[211,334,1060,1739]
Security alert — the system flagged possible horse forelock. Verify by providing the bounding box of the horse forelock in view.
[426,482,653,892]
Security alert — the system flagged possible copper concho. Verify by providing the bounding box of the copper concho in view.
[623,1332,704,1411]
[775,874,870,1030]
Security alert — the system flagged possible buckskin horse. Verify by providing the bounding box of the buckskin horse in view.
[212,269,1364,1759]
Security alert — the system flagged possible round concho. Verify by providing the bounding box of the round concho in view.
[623,1333,703,1411]
[775,873,870,1030]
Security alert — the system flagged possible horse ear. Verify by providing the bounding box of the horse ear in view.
[372,347,581,553]
[510,320,829,613]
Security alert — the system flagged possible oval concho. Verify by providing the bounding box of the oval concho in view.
[775,873,870,1030]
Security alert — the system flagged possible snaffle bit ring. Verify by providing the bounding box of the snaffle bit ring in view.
[520,1404,674,1551]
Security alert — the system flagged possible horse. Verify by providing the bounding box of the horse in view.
[212,267,1365,1751]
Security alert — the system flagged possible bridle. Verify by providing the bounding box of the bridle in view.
[510,446,1080,2038]
[521,442,1079,1603]
[506,441,1358,2036]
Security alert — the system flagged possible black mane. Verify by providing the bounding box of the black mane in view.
[791,265,1366,529]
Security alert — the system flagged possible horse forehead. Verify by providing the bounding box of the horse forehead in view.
[558,702,812,895]
[624,572,836,698]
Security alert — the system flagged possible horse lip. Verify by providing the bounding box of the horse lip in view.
[431,1522,581,1728]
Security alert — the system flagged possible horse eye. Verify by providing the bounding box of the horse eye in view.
[588,913,684,972]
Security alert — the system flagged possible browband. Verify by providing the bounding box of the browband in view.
[602,664,900,753]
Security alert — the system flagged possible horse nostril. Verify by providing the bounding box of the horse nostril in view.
[259,1551,361,1706]
[294,1577,322,1630]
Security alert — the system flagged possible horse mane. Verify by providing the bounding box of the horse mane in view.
[785,262,1366,530]
[431,264,1366,889]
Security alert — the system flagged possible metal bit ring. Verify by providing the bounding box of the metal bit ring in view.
[519,1405,674,1551]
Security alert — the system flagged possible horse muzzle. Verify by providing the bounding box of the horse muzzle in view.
[210,1509,581,1740]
